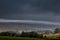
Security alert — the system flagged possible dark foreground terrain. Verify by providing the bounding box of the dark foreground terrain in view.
[0,36,60,40]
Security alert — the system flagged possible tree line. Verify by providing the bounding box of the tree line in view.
[0,31,43,38]
[0,27,60,38]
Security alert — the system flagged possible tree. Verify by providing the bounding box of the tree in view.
[37,34,43,38]
[21,31,25,37]
[29,32,37,37]
[44,35,47,38]
[20,31,43,38]
[0,31,16,36]
[54,28,60,33]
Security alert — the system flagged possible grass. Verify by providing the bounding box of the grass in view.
[0,36,53,40]
[0,34,60,40]
[44,33,60,38]
[0,36,41,40]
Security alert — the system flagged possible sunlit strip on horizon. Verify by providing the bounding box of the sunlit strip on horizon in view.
[0,19,60,25]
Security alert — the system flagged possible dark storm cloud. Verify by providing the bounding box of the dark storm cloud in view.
[0,0,60,22]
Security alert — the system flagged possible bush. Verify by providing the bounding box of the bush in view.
[21,31,43,38]
[37,34,43,38]
[0,32,16,36]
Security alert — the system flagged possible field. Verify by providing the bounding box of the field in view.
[0,36,41,40]
[43,33,60,40]
[0,34,60,40]
[44,33,60,38]
[0,36,54,40]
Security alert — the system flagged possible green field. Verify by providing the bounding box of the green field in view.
[0,36,41,40]
[0,36,54,40]
[44,33,60,38]
[0,34,60,40]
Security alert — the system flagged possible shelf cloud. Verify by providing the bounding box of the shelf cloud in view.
[0,19,60,25]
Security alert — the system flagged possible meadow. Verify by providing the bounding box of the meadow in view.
[0,33,60,40]
[0,36,60,40]
[0,36,41,40]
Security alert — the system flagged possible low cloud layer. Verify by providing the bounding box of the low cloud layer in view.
[0,19,60,25]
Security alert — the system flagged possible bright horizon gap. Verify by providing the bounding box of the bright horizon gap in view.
[0,19,60,25]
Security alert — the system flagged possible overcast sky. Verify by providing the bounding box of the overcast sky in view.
[0,0,60,31]
[0,0,60,22]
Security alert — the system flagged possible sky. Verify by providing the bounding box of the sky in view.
[0,0,60,31]
[0,0,60,21]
